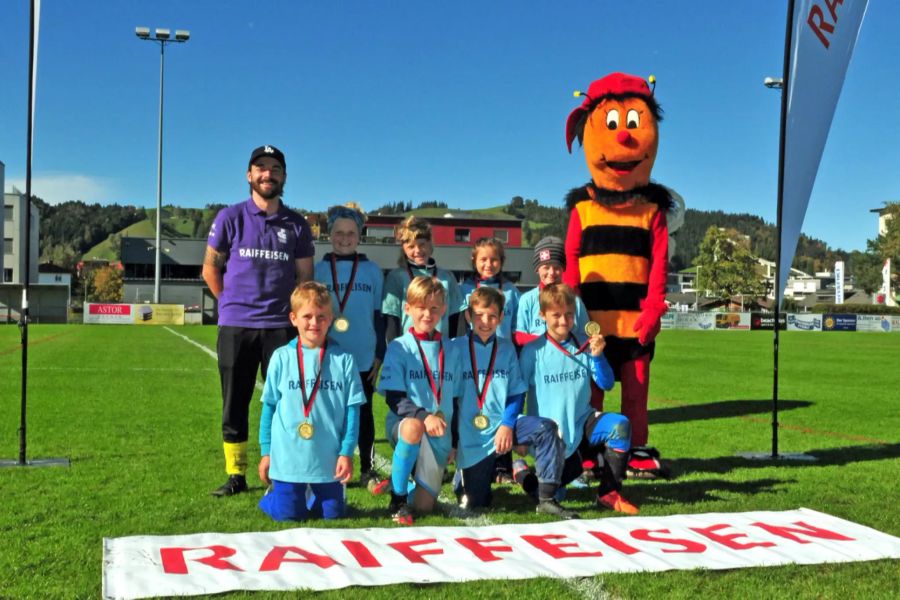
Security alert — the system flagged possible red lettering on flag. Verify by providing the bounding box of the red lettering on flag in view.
[160,546,243,574]
[521,534,603,559]
[388,538,444,564]
[690,524,776,550]
[258,546,339,571]
[629,529,706,553]
[342,540,382,568]
[807,0,844,49]
[586,531,641,555]
[455,537,514,562]
[751,520,855,544]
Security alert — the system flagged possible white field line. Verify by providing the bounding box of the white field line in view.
[166,325,613,598]
[164,326,262,391]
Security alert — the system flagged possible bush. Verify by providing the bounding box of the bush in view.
[811,303,900,315]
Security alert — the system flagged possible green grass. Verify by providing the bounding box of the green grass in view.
[0,327,898,599]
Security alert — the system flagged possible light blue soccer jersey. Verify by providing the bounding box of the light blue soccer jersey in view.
[515,286,589,337]
[460,278,521,340]
[261,339,365,483]
[382,262,464,334]
[451,333,528,469]
[378,330,462,458]
[314,253,384,371]
[520,334,605,458]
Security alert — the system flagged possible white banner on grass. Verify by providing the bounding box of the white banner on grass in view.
[102,508,900,599]
[778,0,868,298]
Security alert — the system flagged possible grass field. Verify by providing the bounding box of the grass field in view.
[0,326,898,599]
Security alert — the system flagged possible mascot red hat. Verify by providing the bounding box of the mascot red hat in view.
[562,72,680,478]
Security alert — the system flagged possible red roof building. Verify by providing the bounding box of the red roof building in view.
[364,212,523,247]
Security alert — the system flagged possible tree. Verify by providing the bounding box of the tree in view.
[869,202,900,264]
[694,226,767,303]
[92,266,123,302]
[848,250,882,295]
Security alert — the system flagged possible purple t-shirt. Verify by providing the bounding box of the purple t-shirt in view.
[208,198,314,328]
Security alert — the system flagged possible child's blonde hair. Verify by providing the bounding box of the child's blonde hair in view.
[290,281,334,313]
[395,216,432,266]
[406,275,446,307]
[471,237,506,275]
[467,286,505,315]
[538,283,576,313]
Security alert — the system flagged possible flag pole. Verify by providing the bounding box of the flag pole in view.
[1,0,69,470]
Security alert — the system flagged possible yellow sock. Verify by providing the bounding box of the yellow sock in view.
[223,441,248,476]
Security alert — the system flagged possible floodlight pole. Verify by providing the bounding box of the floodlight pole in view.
[135,27,190,304]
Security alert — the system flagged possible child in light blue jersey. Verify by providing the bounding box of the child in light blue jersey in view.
[514,236,589,348]
[519,283,639,515]
[382,216,463,343]
[258,282,365,521]
[378,276,463,525]
[314,203,385,489]
[452,287,577,518]
[460,237,521,340]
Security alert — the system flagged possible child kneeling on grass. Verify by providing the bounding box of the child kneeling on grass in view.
[452,286,578,519]
[378,276,463,525]
[258,282,365,521]
[518,283,639,515]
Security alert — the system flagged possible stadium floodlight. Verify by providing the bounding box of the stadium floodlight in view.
[135,26,190,303]
[764,77,784,89]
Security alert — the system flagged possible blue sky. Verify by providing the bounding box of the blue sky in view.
[1,1,897,253]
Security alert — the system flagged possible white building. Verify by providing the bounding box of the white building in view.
[2,161,40,284]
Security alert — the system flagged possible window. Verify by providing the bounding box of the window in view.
[3,269,12,283]
[454,228,470,243]
[493,229,508,243]
[4,206,13,221]
[3,238,13,254]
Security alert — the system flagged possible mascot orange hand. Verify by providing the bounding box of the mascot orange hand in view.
[633,299,667,346]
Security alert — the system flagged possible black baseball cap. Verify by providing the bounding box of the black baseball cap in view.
[248,145,286,171]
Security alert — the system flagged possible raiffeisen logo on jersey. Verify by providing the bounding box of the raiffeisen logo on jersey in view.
[238,248,291,261]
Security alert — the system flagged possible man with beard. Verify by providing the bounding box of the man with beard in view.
[203,145,315,496]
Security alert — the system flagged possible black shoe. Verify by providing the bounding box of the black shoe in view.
[536,498,580,520]
[388,492,414,525]
[211,475,247,497]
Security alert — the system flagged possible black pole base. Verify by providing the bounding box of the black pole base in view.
[0,457,70,468]
[735,451,817,462]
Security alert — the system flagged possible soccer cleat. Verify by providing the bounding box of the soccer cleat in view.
[360,470,384,491]
[211,474,247,497]
[388,492,414,525]
[494,471,514,484]
[597,490,639,515]
[536,499,580,520]
[368,477,392,495]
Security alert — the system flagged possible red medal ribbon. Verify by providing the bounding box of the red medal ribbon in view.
[545,333,590,356]
[330,253,360,313]
[468,332,499,413]
[297,342,327,419]
[413,334,445,409]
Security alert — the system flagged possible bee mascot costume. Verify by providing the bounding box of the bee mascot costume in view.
[563,72,683,478]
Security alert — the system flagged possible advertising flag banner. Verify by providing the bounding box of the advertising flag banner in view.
[83,303,185,325]
[778,0,868,298]
[834,260,844,304]
[102,509,900,599]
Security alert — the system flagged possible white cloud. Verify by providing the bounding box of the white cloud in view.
[6,172,119,204]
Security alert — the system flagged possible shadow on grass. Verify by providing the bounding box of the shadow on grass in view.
[649,399,813,424]
[625,477,791,506]
[670,443,900,477]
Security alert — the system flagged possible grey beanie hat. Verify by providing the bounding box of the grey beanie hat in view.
[533,236,566,270]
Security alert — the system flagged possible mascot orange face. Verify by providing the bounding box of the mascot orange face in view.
[565,72,661,192]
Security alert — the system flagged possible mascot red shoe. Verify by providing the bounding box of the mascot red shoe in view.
[563,72,681,479]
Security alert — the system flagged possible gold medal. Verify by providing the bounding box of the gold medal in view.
[298,422,314,439]
[472,413,490,430]
[585,321,602,336]
[434,411,445,421]
[334,316,350,333]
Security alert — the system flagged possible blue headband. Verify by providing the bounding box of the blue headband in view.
[327,205,365,233]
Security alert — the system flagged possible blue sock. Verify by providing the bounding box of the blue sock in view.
[391,439,420,495]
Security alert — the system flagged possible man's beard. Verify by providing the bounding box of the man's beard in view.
[250,178,284,200]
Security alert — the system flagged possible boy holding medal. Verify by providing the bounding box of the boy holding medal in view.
[519,283,639,515]
[257,282,366,521]
[314,203,386,488]
[378,276,463,525]
[382,216,464,343]
[452,287,578,518]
